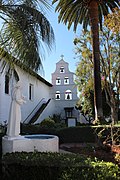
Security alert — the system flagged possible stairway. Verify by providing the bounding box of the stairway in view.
[23,98,51,124]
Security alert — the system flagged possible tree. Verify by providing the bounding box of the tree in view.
[0,0,55,72]
[52,0,119,124]
[101,11,120,124]
[104,8,120,124]
[74,31,94,122]
[74,27,119,124]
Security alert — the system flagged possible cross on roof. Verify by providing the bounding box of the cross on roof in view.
[60,54,64,59]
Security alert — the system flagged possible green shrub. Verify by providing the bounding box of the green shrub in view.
[115,154,120,164]
[0,133,5,159]
[54,123,66,129]
[50,114,62,123]
[2,152,120,180]
[21,124,120,145]
[40,118,55,128]
[20,123,40,134]
[57,127,96,144]
[21,126,96,144]
[21,123,57,135]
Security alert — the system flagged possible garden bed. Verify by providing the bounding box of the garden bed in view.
[60,143,120,166]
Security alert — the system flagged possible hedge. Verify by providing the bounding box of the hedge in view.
[21,124,120,144]
[21,124,57,135]
[56,126,96,144]
[21,125,97,143]
[2,152,120,180]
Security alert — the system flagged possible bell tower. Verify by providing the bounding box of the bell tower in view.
[51,56,79,122]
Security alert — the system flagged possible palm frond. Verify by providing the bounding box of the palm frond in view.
[0,0,55,72]
[53,0,120,31]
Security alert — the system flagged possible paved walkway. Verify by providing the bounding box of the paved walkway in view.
[59,143,99,154]
[59,149,72,154]
[60,143,99,149]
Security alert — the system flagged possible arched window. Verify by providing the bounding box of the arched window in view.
[55,91,60,100]
[56,77,61,85]
[64,77,69,84]
[60,66,65,73]
[65,90,72,100]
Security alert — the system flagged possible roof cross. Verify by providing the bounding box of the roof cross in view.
[60,54,64,59]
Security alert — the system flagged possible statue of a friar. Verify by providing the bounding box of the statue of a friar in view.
[7,81,26,137]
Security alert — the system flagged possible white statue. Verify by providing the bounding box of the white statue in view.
[7,81,26,137]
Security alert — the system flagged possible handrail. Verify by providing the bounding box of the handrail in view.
[29,98,51,124]
[23,98,46,124]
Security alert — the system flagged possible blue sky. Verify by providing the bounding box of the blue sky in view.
[41,6,81,83]
[0,3,81,83]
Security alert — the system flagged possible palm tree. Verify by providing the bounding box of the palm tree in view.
[0,0,55,72]
[52,0,119,123]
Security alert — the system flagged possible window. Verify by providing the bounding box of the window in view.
[66,110,72,117]
[64,107,74,118]
[29,84,34,100]
[55,91,60,100]
[5,74,9,94]
[64,77,69,84]
[65,90,72,100]
[56,77,61,85]
[60,66,65,73]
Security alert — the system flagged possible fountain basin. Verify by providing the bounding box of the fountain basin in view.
[2,134,59,154]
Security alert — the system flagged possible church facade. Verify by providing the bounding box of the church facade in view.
[0,57,80,125]
[50,58,79,122]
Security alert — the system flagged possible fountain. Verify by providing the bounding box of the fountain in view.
[2,134,59,154]
[2,81,59,154]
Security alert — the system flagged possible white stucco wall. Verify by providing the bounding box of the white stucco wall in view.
[0,72,11,124]
[0,63,54,124]
[14,68,53,122]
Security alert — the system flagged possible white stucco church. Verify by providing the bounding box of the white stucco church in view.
[0,56,87,126]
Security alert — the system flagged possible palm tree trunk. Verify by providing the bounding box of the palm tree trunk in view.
[88,0,104,124]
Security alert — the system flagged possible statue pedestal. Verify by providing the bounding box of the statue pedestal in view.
[2,135,59,154]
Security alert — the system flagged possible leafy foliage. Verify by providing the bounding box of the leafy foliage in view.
[104,7,120,34]
[0,0,55,72]
[40,118,55,128]
[74,25,119,123]
[52,0,119,32]
[74,31,94,118]
[57,126,96,143]
[2,152,120,180]
[115,153,120,164]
